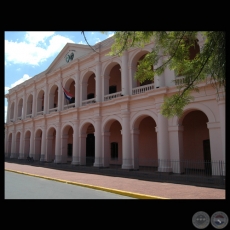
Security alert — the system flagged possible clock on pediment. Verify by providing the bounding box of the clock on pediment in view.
[65,50,75,63]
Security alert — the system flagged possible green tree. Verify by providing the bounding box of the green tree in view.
[104,31,225,118]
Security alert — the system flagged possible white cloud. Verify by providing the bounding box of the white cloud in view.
[5,32,74,66]
[107,32,114,38]
[12,74,31,88]
[5,105,7,123]
[78,40,86,45]
[16,68,21,71]
[25,31,55,45]
[5,86,10,94]
[5,74,31,95]
[95,38,101,44]
[91,32,94,35]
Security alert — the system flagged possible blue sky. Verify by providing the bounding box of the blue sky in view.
[4,31,114,122]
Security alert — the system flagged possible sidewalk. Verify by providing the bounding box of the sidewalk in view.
[4,162,225,199]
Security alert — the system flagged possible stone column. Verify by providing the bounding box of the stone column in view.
[29,127,34,158]
[121,111,132,169]
[74,69,80,108]
[95,61,102,102]
[217,92,225,163]
[102,131,110,167]
[61,134,68,163]
[121,50,129,95]
[103,75,110,99]
[72,119,80,165]
[34,137,41,160]
[154,51,165,88]
[156,105,172,172]
[4,127,8,156]
[40,125,46,161]
[14,93,18,121]
[54,124,61,163]
[207,122,224,176]
[19,127,24,159]
[22,88,26,119]
[32,85,36,117]
[58,80,63,112]
[11,129,16,157]
[79,133,87,165]
[94,116,103,167]
[131,128,140,170]
[81,81,88,103]
[168,125,184,173]
[44,80,48,114]
[6,97,10,123]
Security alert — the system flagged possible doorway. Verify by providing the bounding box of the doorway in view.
[86,133,95,165]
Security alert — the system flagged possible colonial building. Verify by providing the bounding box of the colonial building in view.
[4,34,225,175]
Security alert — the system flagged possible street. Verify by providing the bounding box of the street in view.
[5,171,136,199]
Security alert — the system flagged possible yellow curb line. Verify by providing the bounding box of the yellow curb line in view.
[5,169,169,199]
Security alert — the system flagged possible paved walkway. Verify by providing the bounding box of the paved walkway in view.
[5,162,225,199]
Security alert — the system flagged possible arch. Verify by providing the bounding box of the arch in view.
[129,50,153,88]
[64,77,75,89]
[81,70,96,83]
[37,89,45,112]
[35,128,43,137]
[10,101,15,121]
[131,110,158,130]
[60,124,74,162]
[102,61,121,78]
[46,126,56,136]
[24,130,31,138]
[26,94,33,115]
[81,71,96,102]
[181,110,210,167]
[49,84,58,109]
[61,123,74,135]
[17,98,23,118]
[78,120,95,166]
[129,49,152,68]
[63,77,75,105]
[102,115,122,132]
[79,120,95,134]
[171,103,216,126]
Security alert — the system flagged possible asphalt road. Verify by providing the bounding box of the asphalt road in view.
[5,171,136,199]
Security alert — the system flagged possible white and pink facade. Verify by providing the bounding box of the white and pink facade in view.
[4,35,225,175]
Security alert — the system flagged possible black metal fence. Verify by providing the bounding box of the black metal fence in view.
[5,154,225,189]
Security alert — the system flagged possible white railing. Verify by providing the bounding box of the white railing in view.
[82,98,96,106]
[37,111,43,116]
[174,76,185,85]
[104,91,123,101]
[49,107,57,113]
[26,114,32,118]
[64,103,75,110]
[132,83,154,95]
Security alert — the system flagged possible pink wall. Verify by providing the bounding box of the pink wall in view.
[182,111,209,162]
[109,65,121,91]
[109,121,122,165]
[139,117,158,166]
[87,74,95,95]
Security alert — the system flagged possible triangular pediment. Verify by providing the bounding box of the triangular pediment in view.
[46,43,92,74]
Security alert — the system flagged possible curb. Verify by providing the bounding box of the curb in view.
[5,169,169,199]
